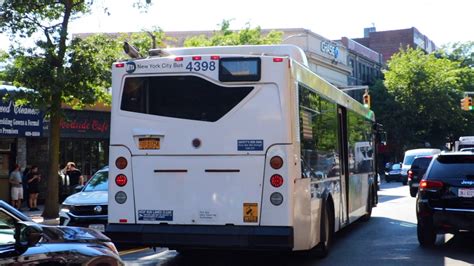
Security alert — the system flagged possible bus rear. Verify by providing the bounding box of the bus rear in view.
[106,46,303,250]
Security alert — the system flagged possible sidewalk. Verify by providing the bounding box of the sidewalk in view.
[22,204,59,225]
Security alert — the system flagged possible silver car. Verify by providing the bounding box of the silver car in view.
[59,167,108,232]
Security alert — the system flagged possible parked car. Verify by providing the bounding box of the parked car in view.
[59,166,108,232]
[385,163,402,182]
[416,152,474,247]
[401,148,440,185]
[408,156,433,197]
[0,200,122,265]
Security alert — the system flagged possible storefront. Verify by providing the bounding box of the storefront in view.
[0,85,111,202]
[57,109,110,178]
[0,87,44,201]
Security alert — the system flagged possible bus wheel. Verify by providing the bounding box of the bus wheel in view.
[315,202,334,257]
[361,187,373,222]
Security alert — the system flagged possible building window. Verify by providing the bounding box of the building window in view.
[350,59,355,77]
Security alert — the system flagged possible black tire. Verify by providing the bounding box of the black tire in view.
[417,221,437,247]
[410,187,417,198]
[314,201,334,258]
[361,187,373,222]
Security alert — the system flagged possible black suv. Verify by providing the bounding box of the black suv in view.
[416,152,474,246]
[408,156,433,197]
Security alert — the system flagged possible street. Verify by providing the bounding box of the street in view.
[120,181,474,266]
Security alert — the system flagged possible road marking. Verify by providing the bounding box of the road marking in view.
[119,247,149,256]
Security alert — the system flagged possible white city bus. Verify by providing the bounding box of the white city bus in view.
[107,45,378,255]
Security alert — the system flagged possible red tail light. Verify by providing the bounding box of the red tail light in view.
[175,57,184,61]
[115,157,128,170]
[115,63,125,68]
[270,174,284,187]
[407,170,413,180]
[419,180,443,191]
[270,156,283,169]
[273,57,284,62]
[115,174,128,187]
[192,56,202,61]
[210,55,220,60]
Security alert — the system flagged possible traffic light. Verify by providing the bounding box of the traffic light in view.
[363,91,371,108]
[460,96,472,111]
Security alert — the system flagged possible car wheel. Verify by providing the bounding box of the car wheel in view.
[410,187,418,198]
[417,220,437,247]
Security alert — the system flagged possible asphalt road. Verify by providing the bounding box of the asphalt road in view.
[120,181,474,266]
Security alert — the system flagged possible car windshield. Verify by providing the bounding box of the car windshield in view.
[83,171,108,192]
[391,164,401,170]
[427,155,474,179]
[403,155,416,165]
[412,158,432,169]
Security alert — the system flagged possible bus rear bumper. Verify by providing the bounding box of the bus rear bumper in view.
[106,224,293,250]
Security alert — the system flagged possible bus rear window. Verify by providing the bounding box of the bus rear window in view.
[120,76,253,122]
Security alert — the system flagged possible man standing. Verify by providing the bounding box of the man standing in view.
[64,162,84,194]
[9,164,23,210]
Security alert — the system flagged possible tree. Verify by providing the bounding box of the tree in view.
[0,0,151,219]
[383,47,474,150]
[184,20,282,47]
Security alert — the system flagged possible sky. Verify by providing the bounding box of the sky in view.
[0,0,473,51]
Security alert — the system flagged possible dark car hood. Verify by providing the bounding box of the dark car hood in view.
[41,225,110,243]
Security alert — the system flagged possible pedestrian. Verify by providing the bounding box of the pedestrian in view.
[22,165,30,209]
[27,165,41,211]
[63,162,84,194]
[8,164,23,210]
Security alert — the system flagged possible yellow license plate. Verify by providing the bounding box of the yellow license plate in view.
[243,203,258,223]
[139,138,160,150]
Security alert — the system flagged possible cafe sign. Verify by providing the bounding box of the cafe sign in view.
[43,110,110,139]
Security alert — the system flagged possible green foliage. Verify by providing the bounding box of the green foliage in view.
[184,20,283,47]
[441,41,474,68]
[382,47,474,150]
[0,0,152,218]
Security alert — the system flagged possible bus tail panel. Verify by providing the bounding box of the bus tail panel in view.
[131,155,265,226]
[108,145,136,224]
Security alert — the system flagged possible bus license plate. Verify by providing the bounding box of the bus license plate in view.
[139,138,160,150]
[458,188,474,198]
[89,224,105,232]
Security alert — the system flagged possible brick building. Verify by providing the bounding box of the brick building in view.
[353,27,437,64]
